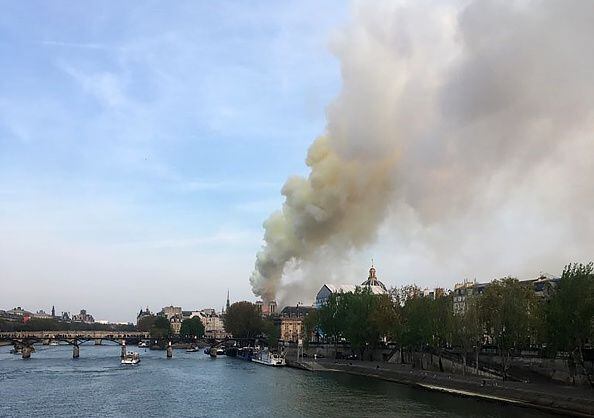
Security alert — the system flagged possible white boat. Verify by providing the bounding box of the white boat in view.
[49,341,59,346]
[138,341,149,348]
[121,351,140,365]
[207,347,225,357]
[252,349,285,367]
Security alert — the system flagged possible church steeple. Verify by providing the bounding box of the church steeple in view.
[226,289,230,312]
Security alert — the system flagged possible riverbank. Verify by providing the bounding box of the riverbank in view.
[304,359,593,417]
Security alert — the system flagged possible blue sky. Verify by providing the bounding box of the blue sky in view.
[0,1,348,321]
[4,1,588,323]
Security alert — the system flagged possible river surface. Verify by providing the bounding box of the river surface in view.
[0,343,556,417]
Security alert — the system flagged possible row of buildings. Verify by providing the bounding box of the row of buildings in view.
[267,263,562,344]
[452,274,560,315]
[137,292,232,339]
[314,264,560,315]
[0,306,96,324]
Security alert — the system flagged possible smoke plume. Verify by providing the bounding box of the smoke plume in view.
[251,0,594,302]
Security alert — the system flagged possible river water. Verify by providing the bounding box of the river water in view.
[0,343,555,417]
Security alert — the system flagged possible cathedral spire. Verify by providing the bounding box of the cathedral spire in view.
[226,289,230,312]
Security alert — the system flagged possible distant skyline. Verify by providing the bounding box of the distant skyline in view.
[2,1,593,322]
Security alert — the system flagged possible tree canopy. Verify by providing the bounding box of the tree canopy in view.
[318,287,397,356]
[179,317,205,339]
[223,301,262,338]
[544,263,593,353]
[137,315,157,332]
[479,277,536,353]
[150,316,172,338]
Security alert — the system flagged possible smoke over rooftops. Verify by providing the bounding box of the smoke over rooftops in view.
[250,0,594,303]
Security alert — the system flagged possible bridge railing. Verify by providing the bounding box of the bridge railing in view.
[0,331,150,340]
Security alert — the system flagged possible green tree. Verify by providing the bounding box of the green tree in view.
[318,293,343,345]
[388,286,407,347]
[401,294,433,350]
[452,298,483,375]
[150,316,172,339]
[0,319,13,332]
[302,309,319,349]
[340,288,377,358]
[179,317,205,340]
[318,288,397,359]
[393,288,456,369]
[544,262,593,385]
[261,319,279,348]
[223,301,262,338]
[478,277,536,379]
[429,295,455,372]
[137,315,157,332]
[24,318,61,331]
[369,294,398,342]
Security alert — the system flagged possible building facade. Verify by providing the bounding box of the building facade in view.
[277,305,316,342]
[72,309,95,323]
[170,315,183,334]
[520,275,560,298]
[32,310,53,319]
[420,288,447,300]
[0,310,22,322]
[453,275,560,315]
[6,307,31,317]
[136,307,152,324]
[196,309,228,339]
[160,306,182,320]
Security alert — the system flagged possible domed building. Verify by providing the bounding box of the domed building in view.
[315,262,388,308]
[360,264,387,292]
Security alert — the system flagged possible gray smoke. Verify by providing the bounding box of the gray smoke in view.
[251,0,594,302]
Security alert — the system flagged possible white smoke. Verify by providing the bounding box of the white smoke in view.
[251,0,594,302]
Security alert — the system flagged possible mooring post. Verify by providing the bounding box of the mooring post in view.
[166,341,173,358]
[73,344,80,359]
[21,346,32,359]
[121,339,126,358]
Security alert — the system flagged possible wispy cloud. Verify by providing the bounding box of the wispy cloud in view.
[38,40,117,50]
[58,63,129,108]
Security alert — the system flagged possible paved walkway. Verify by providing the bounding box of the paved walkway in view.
[313,359,594,417]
